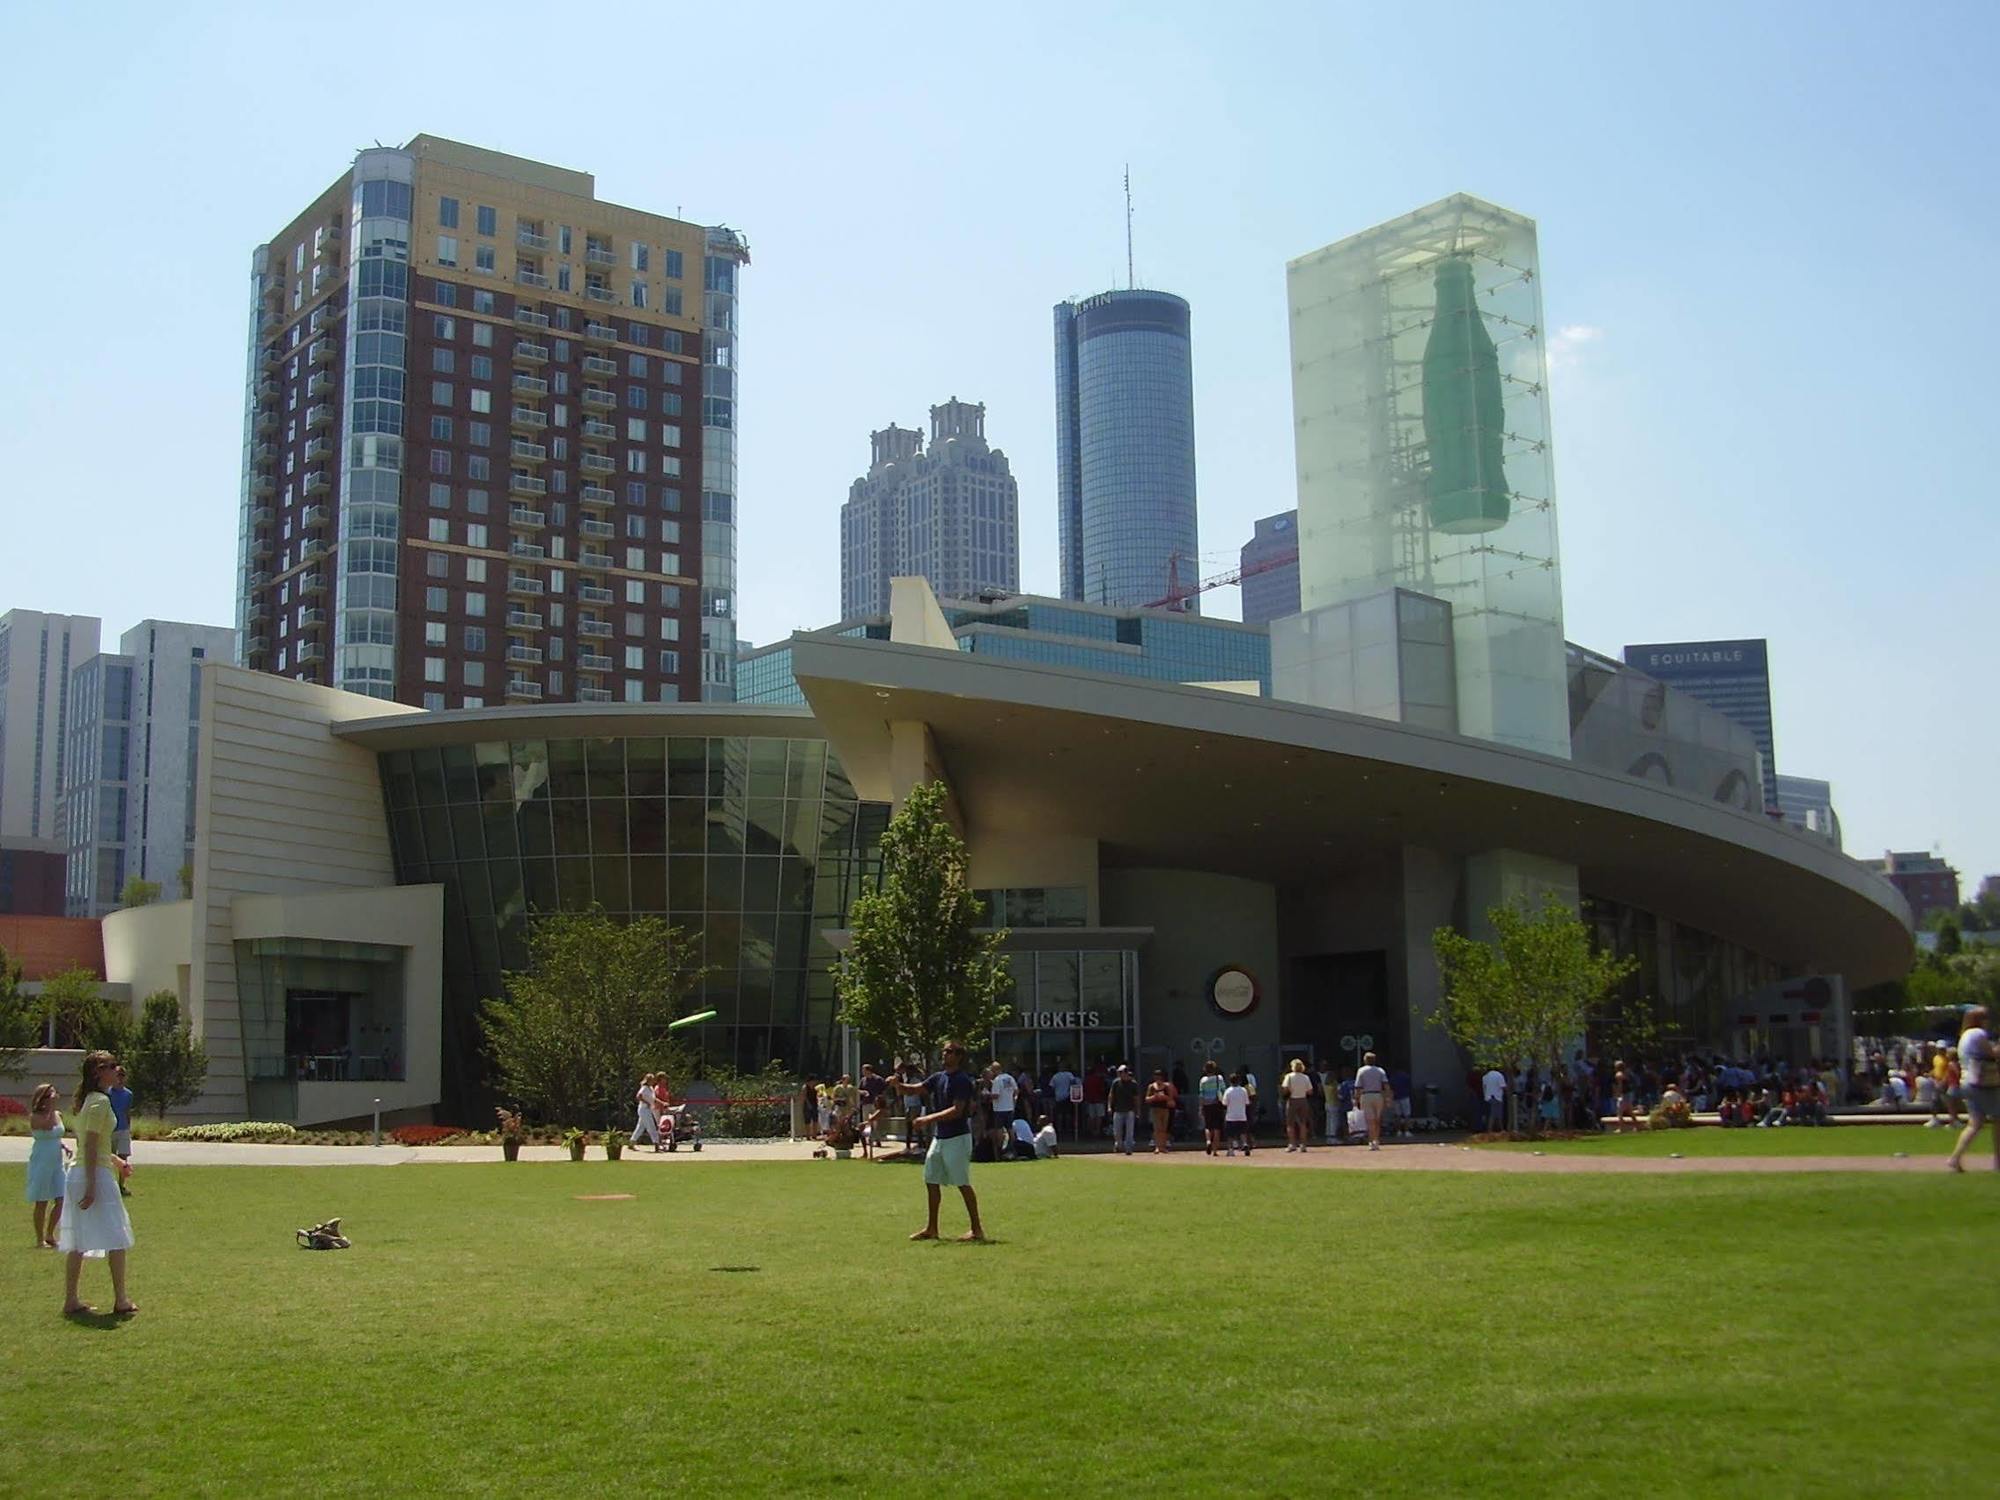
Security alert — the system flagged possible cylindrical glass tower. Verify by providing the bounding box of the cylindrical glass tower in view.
[1053,289,1198,611]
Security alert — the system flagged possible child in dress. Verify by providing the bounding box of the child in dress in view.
[26,1084,70,1249]
[59,1050,137,1318]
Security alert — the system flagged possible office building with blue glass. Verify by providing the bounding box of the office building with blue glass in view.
[1054,290,1199,610]
[1622,639,1776,811]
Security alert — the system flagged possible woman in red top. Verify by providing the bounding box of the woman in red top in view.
[1145,1071,1177,1154]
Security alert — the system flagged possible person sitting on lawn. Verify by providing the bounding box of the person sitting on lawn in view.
[1033,1114,1059,1159]
[1007,1115,1039,1161]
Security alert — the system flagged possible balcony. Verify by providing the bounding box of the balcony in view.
[513,306,550,329]
[296,642,323,664]
[579,517,615,539]
[583,321,617,345]
[578,584,614,604]
[584,284,615,303]
[516,227,551,251]
[506,574,545,598]
[250,503,274,526]
[300,608,327,630]
[254,377,278,402]
[584,245,614,268]
[246,599,269,623]
[578,618,612,638]
[508,540,546,561]
[505,678,544,700]
[299,572,327,597]
[254,408,277,435]
[508,506,545,530]
[247,634,269,657]
[506,609,543,632]
[580,387,615,410]
[576,551,613,572]
[310,302,338,332]
[308,370,334,398]
[581,354,617,377]
[506,644,544,666]
[306,403,332,430]
[577,652,614,673]
[513,340,549,365]
[581,418,616,440]
[577,686,613,703]
[303,470,331,495]
[515,267,550,289]
[510,406,548,432]
[579,486,616,509]
[580,451,615,474]
[299,540,329,565]
[253,474,276,497]
[250,535,273,560]
[508,472,547,497]
[302,504,330,529]
[510,439,547,463]
[248,570,273,590]
[252,441,276,465]
[308,337,336,365]
[304,436,331,462]
[512,374,549,397]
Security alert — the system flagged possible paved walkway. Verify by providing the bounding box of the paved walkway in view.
[1,1136,1977,1173]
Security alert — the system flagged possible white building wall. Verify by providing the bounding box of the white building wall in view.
[119,620,238,894]
[0,610,100,843]
[188,665,422,1116]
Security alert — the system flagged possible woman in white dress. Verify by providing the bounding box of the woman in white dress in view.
[59,1050,136,1318]
[631,1073,662,1151]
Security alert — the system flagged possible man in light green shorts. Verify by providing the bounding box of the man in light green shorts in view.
[884,1040,986,1241]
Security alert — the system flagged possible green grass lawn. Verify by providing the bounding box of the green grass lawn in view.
[3,1157,1996,1496]
[1479,1122,1967,1156]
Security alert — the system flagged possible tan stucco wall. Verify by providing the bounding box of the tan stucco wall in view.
[102,899,195,1011]
[966,830,1101,925]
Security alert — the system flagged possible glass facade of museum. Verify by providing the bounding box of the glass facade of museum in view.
[378,733,887,1109]
[1583,894,1788,1050]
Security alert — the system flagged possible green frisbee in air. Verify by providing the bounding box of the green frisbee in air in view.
[667,1009,719,1030]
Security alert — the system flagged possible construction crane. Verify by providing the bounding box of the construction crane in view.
[1146,545,1299,611]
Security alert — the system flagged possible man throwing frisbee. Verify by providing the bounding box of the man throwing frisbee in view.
[884,1040,986,1242]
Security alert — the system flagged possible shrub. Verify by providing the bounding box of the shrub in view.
[164,1121,298,1143]
[0,1094,26,1117]
[390,1124,465,1146]
[1648,1098,1694,1131]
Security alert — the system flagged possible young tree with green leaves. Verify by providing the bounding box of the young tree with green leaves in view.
[482,907,705,1127]
[126,992,209,1117]
[836,779,1013,1069]
[38,967,131,1053]
[1432,896,1641,1134]
[0,944,35,1079]
[120,875,163,909]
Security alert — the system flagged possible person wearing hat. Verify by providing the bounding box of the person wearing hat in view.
[1354,1051,1389,1150]
[882,1042,986,1240]
[1108,1065,1141,1155]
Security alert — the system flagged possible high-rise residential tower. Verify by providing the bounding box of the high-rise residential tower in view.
[1054,290,1199,611]
[1237,510,1302,627]
[839,399,1019,619]
[238,135,746,708]
[63,620,236,916]
[0,610,100,845]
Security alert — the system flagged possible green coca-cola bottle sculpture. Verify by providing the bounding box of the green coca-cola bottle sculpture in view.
[1421,256,1511,534]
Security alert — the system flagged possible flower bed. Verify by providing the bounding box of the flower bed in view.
[389,1124,467,1146]
[0,1094,27,1117]
[165,1121,298,1143]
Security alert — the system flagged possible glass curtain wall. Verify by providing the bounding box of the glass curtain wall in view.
[380,734,884,1114]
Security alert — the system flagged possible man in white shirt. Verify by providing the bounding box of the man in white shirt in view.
[988,1065,1018,1142]
[1354,1052,1390,1150]
[1948,1005,1999,1173]
[1482,1067,1507,1134]
[1280,1059,1314,1153]
[1048,1065,1078,1138]
[1032,1115,1059,1159]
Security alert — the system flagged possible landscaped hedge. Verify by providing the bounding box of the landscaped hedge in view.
[165,1121,298,1143]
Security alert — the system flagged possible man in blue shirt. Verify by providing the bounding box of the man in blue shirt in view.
[884,1040,986,1242]
[109,1065,135,1197]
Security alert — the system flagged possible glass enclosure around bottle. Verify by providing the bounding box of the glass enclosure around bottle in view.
[1287,194,1567,758]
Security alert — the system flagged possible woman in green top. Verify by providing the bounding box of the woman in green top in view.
[59,1050,137,1318]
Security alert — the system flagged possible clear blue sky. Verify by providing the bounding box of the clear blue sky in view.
[2,2,1993,891]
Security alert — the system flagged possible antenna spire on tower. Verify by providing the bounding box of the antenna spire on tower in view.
[1124,164,1134,290]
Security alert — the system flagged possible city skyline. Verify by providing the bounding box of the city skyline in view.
[1,1,1995,880]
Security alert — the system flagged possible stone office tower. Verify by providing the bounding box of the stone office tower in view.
[839,399,1020,619]
[237,135,748,707]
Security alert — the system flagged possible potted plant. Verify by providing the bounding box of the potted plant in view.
[604,1129,624,1161]
[496,1107,524,1162]
[562,1127,589,1162]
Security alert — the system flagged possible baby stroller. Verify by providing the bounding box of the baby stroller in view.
[660,1103,702,1152]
